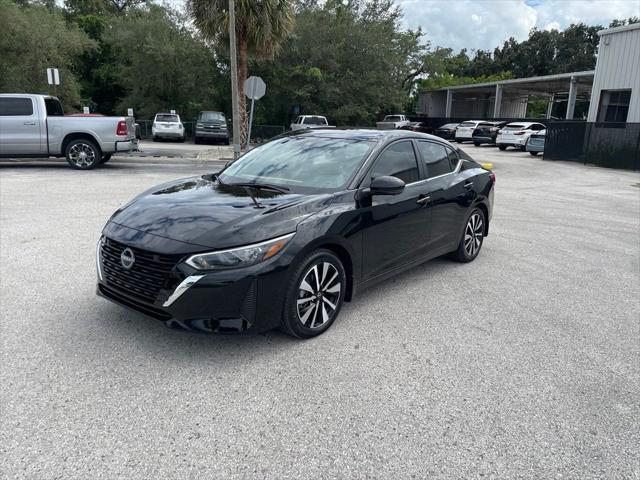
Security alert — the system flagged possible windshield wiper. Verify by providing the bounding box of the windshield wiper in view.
[224,182,290,194]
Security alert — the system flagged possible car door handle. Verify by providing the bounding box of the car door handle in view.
[464,181,474,189]
[23,121,36,125]
[416,195,430,206]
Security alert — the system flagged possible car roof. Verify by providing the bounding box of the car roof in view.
[280,128,448,143]
[505,121,541,127]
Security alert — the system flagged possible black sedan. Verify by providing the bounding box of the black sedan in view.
[472,121,507,146]
[399,122,435,135]
[96,129,495,338]
[433,123,460,140]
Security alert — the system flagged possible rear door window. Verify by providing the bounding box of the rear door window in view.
[44,98,64,116]
[0,97,34,116]
[417,141,452,179]
[364,140,420,185]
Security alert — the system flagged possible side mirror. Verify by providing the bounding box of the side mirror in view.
[370,175,405,196]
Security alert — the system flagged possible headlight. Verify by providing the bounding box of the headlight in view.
[186,233,295,270]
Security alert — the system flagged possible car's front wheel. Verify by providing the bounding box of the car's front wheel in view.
[498,145,507,151]
[281,249,346,339]
[65,139,101,170]
[529,151,538,156]
[451,208,485,262]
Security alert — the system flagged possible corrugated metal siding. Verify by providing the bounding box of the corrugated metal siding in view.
[588,27,640,122]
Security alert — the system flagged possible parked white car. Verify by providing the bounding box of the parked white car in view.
[496,122,546,150]
[152,113,185,142]
[290,115,332,131]
[454,120,484,143]
[376,114,410,129]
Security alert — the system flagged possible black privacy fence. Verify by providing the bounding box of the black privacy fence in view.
[134,120,284,143]
[411,116,639,170]
[545,122,639,170]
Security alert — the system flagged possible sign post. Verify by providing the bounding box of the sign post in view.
[47,68,60,97]
[243,76,266,148]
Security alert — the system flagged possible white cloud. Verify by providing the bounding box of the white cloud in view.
[397,0,640,52]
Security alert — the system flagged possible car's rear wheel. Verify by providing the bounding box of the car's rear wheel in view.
[65,139,101,170]
[529,151,539,156]
[451,208,485,262]
[281,249,346,339]
[473,141,480,147]
[498,145,507,151]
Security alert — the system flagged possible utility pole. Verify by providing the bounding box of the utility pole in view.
[228,0,241,160]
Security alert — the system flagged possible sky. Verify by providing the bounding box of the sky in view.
[397,0,640,51]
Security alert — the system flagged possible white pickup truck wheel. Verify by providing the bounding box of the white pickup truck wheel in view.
[65,139,102,170]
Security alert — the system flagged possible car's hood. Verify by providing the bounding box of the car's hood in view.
[109,175,334,249]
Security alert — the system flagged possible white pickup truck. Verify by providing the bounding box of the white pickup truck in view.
[290,115,334,131]
[0,94,137,169]
[376,114,410,129]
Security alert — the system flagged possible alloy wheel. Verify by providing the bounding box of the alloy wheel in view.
[296,262,341,329]
[464,212,484,257]
[69,143,96,167]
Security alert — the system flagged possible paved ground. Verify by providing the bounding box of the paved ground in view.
[1,144,639,479]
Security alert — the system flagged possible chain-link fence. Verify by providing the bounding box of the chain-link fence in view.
[134,120,285,144]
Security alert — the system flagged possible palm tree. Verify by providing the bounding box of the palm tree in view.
[188,0,295,143]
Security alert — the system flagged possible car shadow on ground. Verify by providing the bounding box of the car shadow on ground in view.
[87,254,462,363]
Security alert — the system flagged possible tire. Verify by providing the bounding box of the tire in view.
[529,151,539,156]
[100,153,112,164]
[65,138,101,170]
[451,208,486,263]
[519,145,526,151]
[194,137,201,144]
[498,145,507,151]
[473,141,481,147]
[153,136,159,142]
[280,249,346,339]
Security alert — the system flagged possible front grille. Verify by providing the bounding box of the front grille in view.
[100,238,182,304]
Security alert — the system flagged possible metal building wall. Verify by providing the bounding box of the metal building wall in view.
[587,24,640,122]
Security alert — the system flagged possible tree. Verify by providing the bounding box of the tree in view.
[103,4,222,119]
[0,0,94,110]
[187,0,295,142]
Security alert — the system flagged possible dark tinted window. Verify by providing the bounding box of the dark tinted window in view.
[304,116,327,125]
[44,98,64,116]
[366,141,419,185]
[446,147,459,170]
[417,141,452,179]
[597,89,630,122]
[156,114,179,122]
[0,97,34,116]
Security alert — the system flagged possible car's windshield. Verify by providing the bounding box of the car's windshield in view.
[459,122,476,127]
[440,123,458,129]
[504,124,524,130]
[304,116,327,125]
[384,116,402,121]
[156,114,179,123]
[200,112,225,122]
[219,136,374,192]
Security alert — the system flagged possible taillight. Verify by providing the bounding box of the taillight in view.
[489,172,496,183]
[116,120,128,136]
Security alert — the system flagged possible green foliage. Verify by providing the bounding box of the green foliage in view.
[249,0,430,126]
[417,72,515,92]
[103,4,221,119]
[0,0,94,110]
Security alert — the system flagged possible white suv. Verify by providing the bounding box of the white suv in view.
[496,122,546,151]
[454,120,484,143]
[152,113,185,142]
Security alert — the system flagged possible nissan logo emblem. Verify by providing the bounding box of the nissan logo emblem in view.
[120,247,135,270]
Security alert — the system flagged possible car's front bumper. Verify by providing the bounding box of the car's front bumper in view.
[95,223,290,334]
[195,129,229,139]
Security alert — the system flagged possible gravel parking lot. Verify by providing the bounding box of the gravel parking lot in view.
[1,145,639,479]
